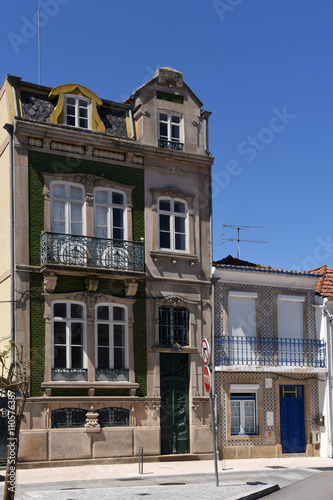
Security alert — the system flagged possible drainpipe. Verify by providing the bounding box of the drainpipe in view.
[3,123,15,364]
[201,110,212,155]
[323,307,333,458]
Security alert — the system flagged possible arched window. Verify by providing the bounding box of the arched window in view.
[50,182,85,236]
[94,188,126,240]
[95,304,128,371]
[96,407,129,427]
[51,408,88,428]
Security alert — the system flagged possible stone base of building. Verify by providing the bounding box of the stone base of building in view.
[220,444,320,459]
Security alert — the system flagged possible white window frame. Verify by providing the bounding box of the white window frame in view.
[64,94,91,129]
[50,181,85,236]
[158,111,183,145]
[52,301,87,370]
[95,303,129,371]
[158,197,188,252]
[230,384,259,436]
[277,295,305,340]
[93,187,127,240]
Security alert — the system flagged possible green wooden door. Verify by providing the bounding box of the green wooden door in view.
[160,353,189,454]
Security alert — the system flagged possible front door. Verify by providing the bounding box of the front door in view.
[280,385,305,453]
[160,353,189,455]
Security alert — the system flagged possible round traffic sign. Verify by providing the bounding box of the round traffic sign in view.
[201,338,210,366]
[203,365,211,393]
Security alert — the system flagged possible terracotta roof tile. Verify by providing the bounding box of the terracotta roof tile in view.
[309,265,333,297]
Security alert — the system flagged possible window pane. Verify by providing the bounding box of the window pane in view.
[113,307,125,321]
[79,108,88,118]
[79,118,88,128]
[112,192,124,205]
[95,190,108,203]
[54,346,66,368]
[71,323,83,345]
[97,306,109,320]
[67,116,75,126]
[70,186,83,200]
[54,322,66,344]
[159,113,168,121]
[159,214,170,231]
[98,324,109,346]
[171,115,180,124]
[52,184,65,197]
[113,228,123,240]
[113,208,123,231]
[114,348,125,369]
[175,216,185,233]
[230,401,240,434]
[159,122,167,137]
[174,201,185,213]
[79,99,88,108]
[171,124,180,140]
[175,234,185,251]
[96,205,108,226]
[71,202,83,223]
[159,200,170,211]
[114,325,125,346]
[66,97,75,105]
[67,105,75,116]
[160,232,170,249]
[54,303,66,318]
[71,346,83,368]
[71,304,83,319]
[98,347,109,369]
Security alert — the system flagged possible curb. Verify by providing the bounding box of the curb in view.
[227,483,280,500]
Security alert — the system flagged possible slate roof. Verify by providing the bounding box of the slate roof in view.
[309,265,333,297]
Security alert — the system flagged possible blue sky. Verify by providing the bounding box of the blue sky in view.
[1,0,332,271]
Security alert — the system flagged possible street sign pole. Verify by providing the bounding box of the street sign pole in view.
[210,385,219,487]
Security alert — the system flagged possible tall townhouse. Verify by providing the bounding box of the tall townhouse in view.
[0,67,214,463]
[213,256,326,459]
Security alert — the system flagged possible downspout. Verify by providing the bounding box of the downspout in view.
[201,110,212,155]
[324,307,333,458]
[3,123,14,364]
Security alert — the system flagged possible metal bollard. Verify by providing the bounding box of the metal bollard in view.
[139,447,143,474]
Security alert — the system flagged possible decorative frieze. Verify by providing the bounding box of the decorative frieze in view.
[28,137,43,147]
[92,148,125,161]
[132,155,144,165]
[50,141,85,155]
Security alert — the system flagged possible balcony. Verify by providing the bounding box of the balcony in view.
[41,232,144,272]
[158,139,184,151]
[217,335,326,369]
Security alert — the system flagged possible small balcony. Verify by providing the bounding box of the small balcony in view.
[41,232,144,272]
[158,139,184,151]
[217,335,326,369]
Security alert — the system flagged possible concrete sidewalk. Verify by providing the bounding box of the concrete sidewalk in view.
[1,456,332,500]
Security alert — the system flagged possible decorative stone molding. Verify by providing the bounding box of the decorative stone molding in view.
[85,276,99,292]
[84,406,101,433]
[43,272,58,293]
[125,279,139,297]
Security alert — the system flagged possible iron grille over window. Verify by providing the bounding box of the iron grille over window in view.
[159,306,189,346]
[51,408,88,428]
[96,407,129,427]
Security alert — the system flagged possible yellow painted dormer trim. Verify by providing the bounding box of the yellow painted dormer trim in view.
[48,83,105,133]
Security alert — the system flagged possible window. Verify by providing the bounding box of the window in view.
[158,198,187,251]
[228,292,257,363]
[277,295,304,340]
[159,306,189,346]
[158,112,183,150]
[94,188,126,240]
[64,94,91,128]
[230,394,257,435]
[96,304,128,370]
[51,182,85,236]
[51,408,88,428]
[52,302,86,370]
[96,407,129,427]
[230,384,259,435]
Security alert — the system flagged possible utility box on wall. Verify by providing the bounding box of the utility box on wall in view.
[264,430,276,445]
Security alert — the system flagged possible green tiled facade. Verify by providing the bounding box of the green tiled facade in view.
[28,150,146,397]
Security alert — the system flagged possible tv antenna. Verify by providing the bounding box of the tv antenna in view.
[222,223,267,259]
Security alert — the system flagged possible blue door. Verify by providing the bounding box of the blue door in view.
[280,385,305,453]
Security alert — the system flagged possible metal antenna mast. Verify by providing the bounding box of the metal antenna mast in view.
[222,223,267,259]
[38,6,41,85]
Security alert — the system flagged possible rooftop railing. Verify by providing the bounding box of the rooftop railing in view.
[217,335,326,368]
[41,232,144,272]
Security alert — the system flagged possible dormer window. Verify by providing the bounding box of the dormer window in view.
[158,112,183,151]
[64,95,91,129]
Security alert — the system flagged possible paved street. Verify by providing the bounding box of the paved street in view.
[0,456,331,500]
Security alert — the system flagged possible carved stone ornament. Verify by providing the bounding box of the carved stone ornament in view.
[84,405,101,433]
[43,272,58,293]
[165,296,182,305]
[125,279,139,297]
[85,276,99,292]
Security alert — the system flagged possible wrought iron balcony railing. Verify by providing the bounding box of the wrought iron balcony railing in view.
[41,232,144,272]
[158,139,184,151]
[217,335,326,368]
